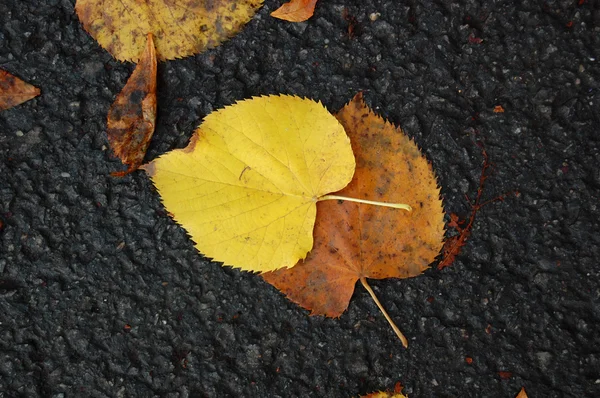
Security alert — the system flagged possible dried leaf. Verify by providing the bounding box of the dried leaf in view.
[0,70,40,111]
[107,33,157,177]
[76,0,263,62]
[271,0,318,22]
[142,95,355,272]
[438,144,511,269]
[437,212,468,270]
[262,93,445,343]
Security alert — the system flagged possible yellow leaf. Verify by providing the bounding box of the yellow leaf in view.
[142,95,355,272]
[75,0,264,62]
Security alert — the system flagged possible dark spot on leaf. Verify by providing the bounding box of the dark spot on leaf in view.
[129,89,144,105]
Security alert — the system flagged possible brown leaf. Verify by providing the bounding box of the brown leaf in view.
[271,0,318,22]
[0,70,40,111]
[438,144,513,270]
[262,93,445,345]
[498,371,513,380]
[107,33,157,177]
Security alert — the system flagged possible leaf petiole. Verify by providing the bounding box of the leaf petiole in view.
[319,195,412,211]
[360,277,408,348]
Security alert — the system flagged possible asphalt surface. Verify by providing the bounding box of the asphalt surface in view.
[1,0,599,397]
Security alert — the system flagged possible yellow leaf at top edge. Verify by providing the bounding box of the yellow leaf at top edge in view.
[75,0,264,62]
[143,95,356,272]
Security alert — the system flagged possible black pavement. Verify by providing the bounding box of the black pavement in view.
[1,0,599,396]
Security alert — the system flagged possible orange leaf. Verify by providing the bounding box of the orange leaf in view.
[361,392,407,398]
[0,70,40,111]
[361,382,408,398]
[515,387,528,398]
[271,0,318,22]
[107,33,157,177]
[262,93,445,345]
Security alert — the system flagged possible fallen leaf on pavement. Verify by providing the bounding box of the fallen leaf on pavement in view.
[0,70,40,111]
[76,0,263,61]
[271,0,318,22]
[107,33,157,177]
[142,95,356,272]
[262,93,445,346]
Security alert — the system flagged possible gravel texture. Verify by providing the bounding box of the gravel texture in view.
[1,0,599,397]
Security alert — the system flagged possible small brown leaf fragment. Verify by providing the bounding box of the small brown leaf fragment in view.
[498,371,513,380]
[0,70,40,111]
[516,387,528,398]
[493,105,505,113]
[438,143,513,270]
[394,383,403,394]
[438,213,467,270]
[342,7,359,38]
[271,0,318,22]
[468,33,483,44]
[107,33,157,177]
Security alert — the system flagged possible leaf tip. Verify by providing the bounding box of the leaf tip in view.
[271,0,317,22]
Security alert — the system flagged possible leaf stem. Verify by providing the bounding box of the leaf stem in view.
[319,195,412,211]
[360,277,408,348]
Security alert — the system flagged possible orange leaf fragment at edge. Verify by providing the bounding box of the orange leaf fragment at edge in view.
[271,0,318,22]
[515,387,528,398]
[360,382,408,398]
[262,92,445,322]
[107,33,157,177]
[0,70,40,111]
